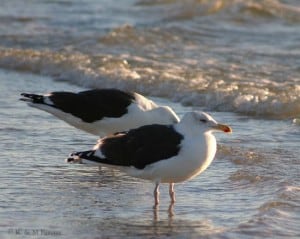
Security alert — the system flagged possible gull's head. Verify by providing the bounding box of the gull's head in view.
[180,111,232,133]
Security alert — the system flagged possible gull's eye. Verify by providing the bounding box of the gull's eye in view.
[200,119,207,123]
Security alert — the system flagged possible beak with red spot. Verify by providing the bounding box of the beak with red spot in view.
[213,123,232,133]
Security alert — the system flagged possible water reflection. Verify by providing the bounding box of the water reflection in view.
[153,202,175,222]
[115,207,225,239]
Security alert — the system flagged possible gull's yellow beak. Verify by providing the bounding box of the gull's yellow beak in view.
[213,123,232,133]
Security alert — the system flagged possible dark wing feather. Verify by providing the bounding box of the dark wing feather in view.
[47,89,135,122]
[100,124,184,169]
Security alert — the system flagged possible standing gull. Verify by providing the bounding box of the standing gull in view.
[20,89,179,136]
[67,111,232,205]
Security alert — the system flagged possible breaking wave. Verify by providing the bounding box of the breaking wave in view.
[0,47,299,119]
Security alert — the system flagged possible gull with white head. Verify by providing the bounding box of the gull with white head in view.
[67,111,232,206]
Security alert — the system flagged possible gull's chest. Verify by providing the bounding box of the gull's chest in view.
[177,133,217,175]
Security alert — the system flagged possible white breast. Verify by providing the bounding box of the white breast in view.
[126,132,217,184]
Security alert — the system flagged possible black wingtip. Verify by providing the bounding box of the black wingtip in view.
[19,93,44,103]
[20,93,34,98]
[66,150,94,162]
[66,151,83,163]
[20,93,31,102]
[66,150,102,164]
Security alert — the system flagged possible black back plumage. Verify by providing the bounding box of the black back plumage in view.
[98,124,184,169]
[24,89,136,123]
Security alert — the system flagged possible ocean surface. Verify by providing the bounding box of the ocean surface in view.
[0,0,299,238]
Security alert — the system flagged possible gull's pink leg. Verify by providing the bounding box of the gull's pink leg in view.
[169,183,176,203]
[154,183,160,206]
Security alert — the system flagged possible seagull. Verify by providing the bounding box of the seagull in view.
[20,89,179,136]
[66,111,232,206]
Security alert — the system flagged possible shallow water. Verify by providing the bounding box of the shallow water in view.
[0,70,299,238]
[0,0,299,238]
